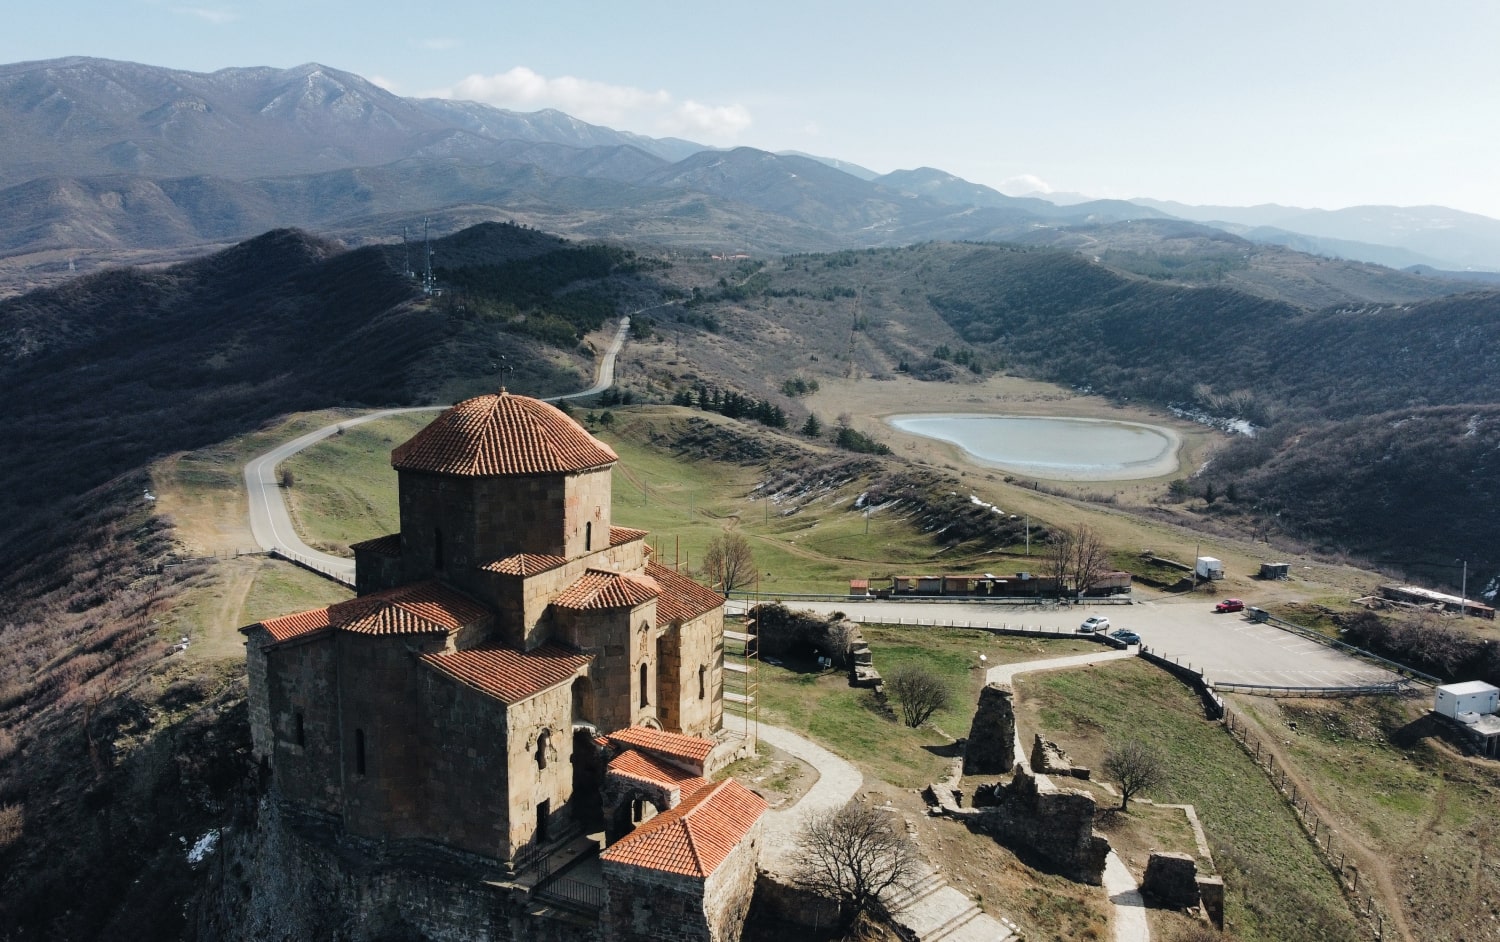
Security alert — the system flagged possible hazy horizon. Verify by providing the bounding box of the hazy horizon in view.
[5,0,1499,219]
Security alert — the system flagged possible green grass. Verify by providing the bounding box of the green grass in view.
[277,406,1032,593]
[746,626,1097,788]
[1016,660,1364,942]
[1232,695,1500,939]
[279,413,432,552]
[243,563,353,624]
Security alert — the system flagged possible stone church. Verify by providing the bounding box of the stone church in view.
[241,392,765,942]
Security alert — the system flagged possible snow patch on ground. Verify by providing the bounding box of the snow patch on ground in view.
[186,829,220,865]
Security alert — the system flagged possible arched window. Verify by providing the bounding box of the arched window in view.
[354,728,367,775]
[639,663,649,707]
[434,527,444,571]
[585,521,593,551]
[535,729,551,771]
[294,711,306,747]
[698,665,707,700]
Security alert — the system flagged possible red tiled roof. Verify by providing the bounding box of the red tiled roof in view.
[257,607,332,643]
[391,392,617,477]
[610,526,648,547]
[600,779,767,877]
[422,643,593,703]
[480,553,569,577]
[552,570,659,611]
[606,726,716,766]
[645,562,724,624]
[607,749,711,799]
[349,533,402,557]
[339,581,491,636]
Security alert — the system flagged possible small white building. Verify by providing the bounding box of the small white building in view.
[1434,681,1500,759]
[1195,557,1224,580]
[1434,680,1500,719]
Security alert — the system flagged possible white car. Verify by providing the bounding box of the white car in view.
[1079,616,1110,634]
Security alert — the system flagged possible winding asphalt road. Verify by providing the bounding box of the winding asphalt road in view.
[243,316,632,584]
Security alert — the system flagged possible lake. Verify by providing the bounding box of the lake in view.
[885,413,1181,481]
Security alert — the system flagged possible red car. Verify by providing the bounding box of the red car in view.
[1215,598,1245,613]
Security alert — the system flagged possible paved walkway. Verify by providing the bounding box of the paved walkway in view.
[985,649,1151,942]
[757,724,1019,942]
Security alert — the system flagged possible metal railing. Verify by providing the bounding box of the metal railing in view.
[537,877,607,913]
[1249,608,1440,687]
[1212,680,1412,698]
[270,547,356,587]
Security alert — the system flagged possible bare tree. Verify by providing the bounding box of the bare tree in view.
[278,467,295,489]
[1103,739,1167,811]
[701,532,755,596]
[793,799,919,928]
[1041,523,1112,598]
[886,664,952,728]
[1068,523,1111,599]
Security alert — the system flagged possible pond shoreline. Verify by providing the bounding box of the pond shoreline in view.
[885,413,1183,481]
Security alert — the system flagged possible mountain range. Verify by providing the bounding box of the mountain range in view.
[4,56,1497,295]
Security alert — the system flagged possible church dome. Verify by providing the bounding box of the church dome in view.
[392,391,618,477]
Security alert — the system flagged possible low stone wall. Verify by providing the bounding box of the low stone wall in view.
[751,871,842,930]
[1030,734,1090,779]
[1137,648,1224,719]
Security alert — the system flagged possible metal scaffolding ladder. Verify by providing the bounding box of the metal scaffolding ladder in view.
[722,614,759,745]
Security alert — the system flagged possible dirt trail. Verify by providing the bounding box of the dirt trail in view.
[1230,703,1415,942]
[191,558,261,663]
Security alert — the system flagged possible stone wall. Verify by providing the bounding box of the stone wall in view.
[503,682,584,859]
[969,769,1110,884]
[663,610,724,737]
[601,819,761,942]
[1030,734,1090,779]
[963,683,1016,775]
[411,663,519,860]
[198,797,594,942]
[555,603,658,734]
[261,632,343,816]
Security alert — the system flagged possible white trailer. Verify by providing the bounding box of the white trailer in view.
[1195,557,1224,580]
[1434,681,1500,720]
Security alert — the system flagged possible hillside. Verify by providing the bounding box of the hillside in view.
[11,56,1485,310]
[624,241,1500,591]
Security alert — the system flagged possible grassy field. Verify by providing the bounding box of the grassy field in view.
[1229,694,1500,942]
[744,625,1098,788]
[1013,659,1365,942]
[271,405,1035,593]
[279,413,432,552]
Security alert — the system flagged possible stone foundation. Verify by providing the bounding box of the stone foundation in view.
[1141,851,1200,909]
[1030,734,1090,779]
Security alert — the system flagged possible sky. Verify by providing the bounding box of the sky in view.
[6,0,1500,218]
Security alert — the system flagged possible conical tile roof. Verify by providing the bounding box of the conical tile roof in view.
[392,391,617,477]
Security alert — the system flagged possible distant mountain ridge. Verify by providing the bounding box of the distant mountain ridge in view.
[3,55,1499,283]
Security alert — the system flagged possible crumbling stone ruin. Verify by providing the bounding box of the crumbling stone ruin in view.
[749,603,879,686]
[963,683,1017,775]
[1030,733,1090,779]
[1142,851,1225,929]
[966,768,1110,884]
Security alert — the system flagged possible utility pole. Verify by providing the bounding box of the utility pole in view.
[1459,558,1468,616]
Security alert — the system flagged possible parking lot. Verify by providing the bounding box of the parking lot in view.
[732,593,1400,690]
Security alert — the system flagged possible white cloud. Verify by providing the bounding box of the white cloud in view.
[172,6,238,24]
[439,66,750,141]
[998,174,1054,196]
[669,101,752,137]
[368,75,399,93]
